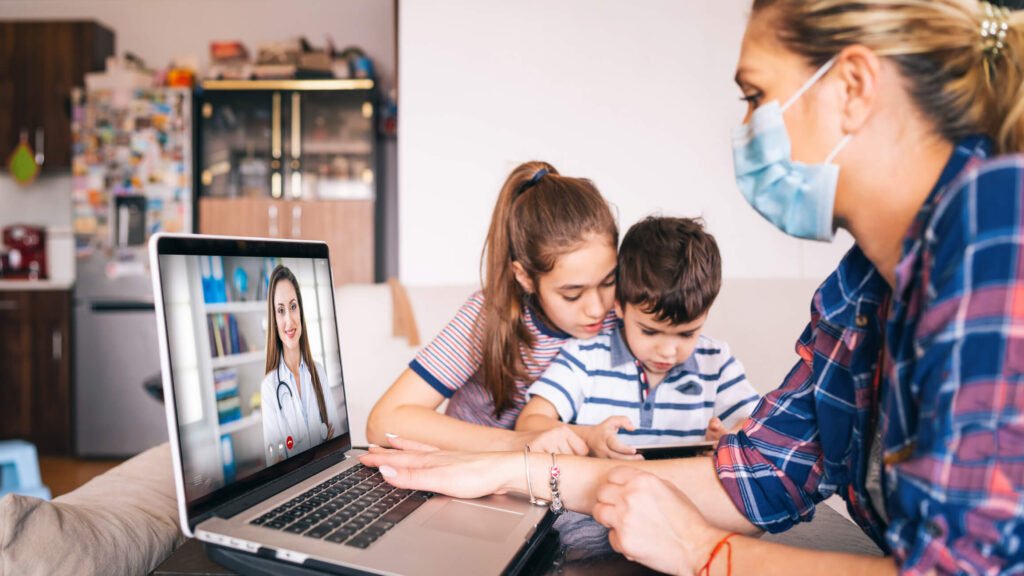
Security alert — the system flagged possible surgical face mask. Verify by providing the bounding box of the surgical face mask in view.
[731,56,853,242]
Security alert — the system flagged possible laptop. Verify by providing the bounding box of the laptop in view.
[150,234,552,575]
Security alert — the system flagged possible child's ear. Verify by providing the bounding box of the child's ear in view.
[511,261,534,294]
[613,301,624,319]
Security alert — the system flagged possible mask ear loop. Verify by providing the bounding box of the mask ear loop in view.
[780,54,853,164]
[781,55,839,113]
[825,134,854,164]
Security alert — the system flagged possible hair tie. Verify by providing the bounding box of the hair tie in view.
[514,168,549,198]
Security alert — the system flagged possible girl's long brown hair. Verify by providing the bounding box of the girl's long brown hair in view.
[480,161,617,417]
[265,265,329,427]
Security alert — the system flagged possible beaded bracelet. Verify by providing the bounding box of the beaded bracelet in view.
[523,444,548,506]
[548,452,564,515]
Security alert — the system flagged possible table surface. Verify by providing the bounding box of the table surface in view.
[152,503,883,575]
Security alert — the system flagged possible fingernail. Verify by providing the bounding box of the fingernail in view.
[368,443,379,449]
[379,465,397,478]
[385,432,399,439]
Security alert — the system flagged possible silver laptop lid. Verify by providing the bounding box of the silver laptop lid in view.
[150,233,352,536]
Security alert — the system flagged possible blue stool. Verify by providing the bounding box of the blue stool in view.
[0,440,51,500]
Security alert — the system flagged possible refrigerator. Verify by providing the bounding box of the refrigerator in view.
[71,87,192,456]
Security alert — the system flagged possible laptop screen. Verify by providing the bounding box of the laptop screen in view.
[153,235,351,519]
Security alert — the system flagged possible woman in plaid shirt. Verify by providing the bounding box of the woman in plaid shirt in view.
[364,1,1024,573]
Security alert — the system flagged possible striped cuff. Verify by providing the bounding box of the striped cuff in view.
[409,359,456,399]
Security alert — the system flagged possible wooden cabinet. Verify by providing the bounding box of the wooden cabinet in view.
[199,197,374,285]
[0,21,114,171]
[0,293,32,440]
[194,81,381,284]
[0,290,72,455]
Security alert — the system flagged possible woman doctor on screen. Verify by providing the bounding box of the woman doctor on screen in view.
[261,265,337,465]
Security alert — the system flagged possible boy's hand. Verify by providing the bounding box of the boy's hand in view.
[704,417,728,442]
[524,425,589,456]
[704,417,747,442]
[585,416,642,460]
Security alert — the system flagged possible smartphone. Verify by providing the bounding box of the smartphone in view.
[633,440,716,460]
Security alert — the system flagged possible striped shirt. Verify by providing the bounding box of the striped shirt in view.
[715,136,1024,575]
[527,326,759,444]
[410,291,618,429]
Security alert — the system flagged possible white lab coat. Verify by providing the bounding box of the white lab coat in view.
[261,357,338,465]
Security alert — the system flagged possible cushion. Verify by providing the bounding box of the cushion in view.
[0,443,183,576]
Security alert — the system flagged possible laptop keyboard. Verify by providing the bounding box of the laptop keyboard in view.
[249,463,433,549]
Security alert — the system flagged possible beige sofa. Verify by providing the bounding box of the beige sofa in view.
[0,278,822,575]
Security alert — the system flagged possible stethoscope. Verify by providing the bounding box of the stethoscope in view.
[273,361,328,450]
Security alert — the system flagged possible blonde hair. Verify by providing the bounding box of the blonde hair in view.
[751,0,1024,154]
[480,161,617,417]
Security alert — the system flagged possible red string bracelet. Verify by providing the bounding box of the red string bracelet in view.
[698,532,738,576]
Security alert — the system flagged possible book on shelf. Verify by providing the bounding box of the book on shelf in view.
[217,395,242,424]
[228,314,243,354]
[214,368,243,425]
[214,368,239,400]
[220,434,236,484]
[202,255,229,304]
[209,314,225,357]
[207,313,250,357]
[217,314,231,355]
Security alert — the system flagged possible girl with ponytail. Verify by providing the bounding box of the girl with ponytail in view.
[367,161,619,452]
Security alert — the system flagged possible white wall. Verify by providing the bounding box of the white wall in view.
[398,0,854,285]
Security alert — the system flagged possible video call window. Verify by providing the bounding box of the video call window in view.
[159,254,347,502]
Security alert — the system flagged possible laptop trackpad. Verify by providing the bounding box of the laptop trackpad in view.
[421,499,523,543]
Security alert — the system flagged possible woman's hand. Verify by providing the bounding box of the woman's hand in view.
[520,424,589,456]
[592,466,726,576]
[584,416,642,460]
[359,437,519,499]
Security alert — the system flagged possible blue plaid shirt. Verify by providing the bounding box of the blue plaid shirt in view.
[715,136,1024,575]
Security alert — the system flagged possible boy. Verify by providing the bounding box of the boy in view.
[517,216,760,459]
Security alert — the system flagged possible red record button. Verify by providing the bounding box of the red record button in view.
[286,436,294,450]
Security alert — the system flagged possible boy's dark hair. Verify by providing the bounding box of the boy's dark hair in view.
[616,216,721,325]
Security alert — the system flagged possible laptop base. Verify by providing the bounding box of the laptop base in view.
[204,528,561,576]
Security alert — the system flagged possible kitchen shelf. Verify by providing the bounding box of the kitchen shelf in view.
[201,79,374,91]
[302,142,372,155]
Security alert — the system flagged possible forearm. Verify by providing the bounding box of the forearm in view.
[506,453,755,534]
[697,530,896,576]
[367,403,523,451]
[515,413,561,432]
[644,457,757,534]
[516,415,595,444]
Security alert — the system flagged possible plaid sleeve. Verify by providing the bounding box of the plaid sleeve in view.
[714,319,827,533]
[711,343,761,428]
[408,292,484,398]
[887,163,1024,575]
[526,343,587,423]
